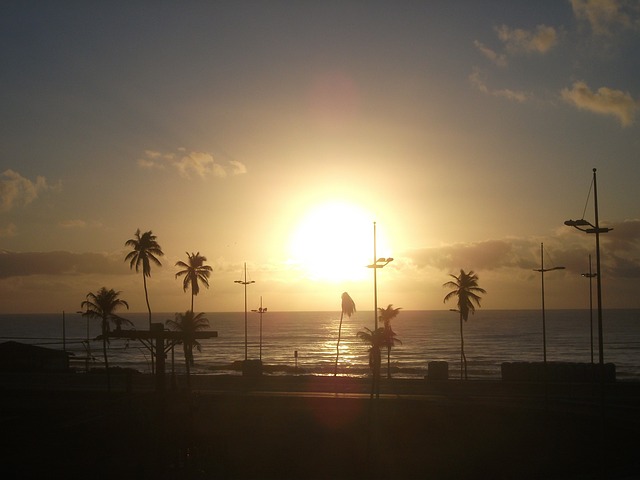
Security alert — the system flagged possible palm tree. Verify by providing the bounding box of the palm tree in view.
[175,252,213,312]
[357,326,386,398]
[334,292,356,376]
[443,269,486,380]
[379,304,402,379]
[124,229,164,329]
[166,310,210,390]
[81,287,130,391]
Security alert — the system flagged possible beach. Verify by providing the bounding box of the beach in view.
[1,374,639,479]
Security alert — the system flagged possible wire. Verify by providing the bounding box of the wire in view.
[544,246,562,269]
[581,175,594,219]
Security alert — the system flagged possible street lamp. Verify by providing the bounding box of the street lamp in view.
[533,243,565,365]
[564,168,612,370]
[582,255,597,364]
[252,296,267,361]
[234,262,255,361]
[367,222,393,330]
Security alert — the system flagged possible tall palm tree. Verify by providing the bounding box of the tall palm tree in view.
[334,292,356,376]
[443,269,486,380]
[357,326,386,398]
[166,310,210,390]
[124,229,164,330]
[379,304,402,379]
[81,287,130,392]
[175,252,213,312]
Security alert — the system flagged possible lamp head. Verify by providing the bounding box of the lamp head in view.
[565,218,591,226]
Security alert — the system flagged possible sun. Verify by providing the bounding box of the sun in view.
[288,201,389,282]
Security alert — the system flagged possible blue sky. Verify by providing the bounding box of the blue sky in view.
[1,1,639,313]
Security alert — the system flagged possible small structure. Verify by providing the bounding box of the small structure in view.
[110,323,217,391]
[0,341,71,372]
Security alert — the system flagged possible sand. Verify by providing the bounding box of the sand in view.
[1,374,639,479]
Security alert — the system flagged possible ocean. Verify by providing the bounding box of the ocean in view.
[1,309,639,381]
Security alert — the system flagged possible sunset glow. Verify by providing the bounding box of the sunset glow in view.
[0,2,638,313]
[288,202,379,282]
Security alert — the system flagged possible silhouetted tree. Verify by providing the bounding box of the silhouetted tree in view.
[175,252,212,312]
[334,292,356,376]
[443,269,486,380]
[379,304,402,379]
[124,229,164,329]
[125,229,163,373]
[357,326,385,398]
[81,287,130,391]
[166,310,210,390]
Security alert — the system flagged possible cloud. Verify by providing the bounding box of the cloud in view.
[600,220,640,277]
[137,149,247,179]
[59,219,87,228]
[571,0,640,35]
[469,68,529,103]
[58,219,104,229]
[496,24,558,54]
[0,250,128,278]
[407,239,531,272]
[229,160,247,175]
[473,40,508,67]
[554,220,640,279]
[0,223,17,238]
[0,169,52,212]
[561,80,639,126]
[404,227,640,281]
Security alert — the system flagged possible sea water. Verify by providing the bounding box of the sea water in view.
[1,309,639,380]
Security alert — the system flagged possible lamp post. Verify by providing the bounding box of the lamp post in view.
[564,168,612,370]
[582,255,597,364]
[367,221,393,330]
[234,262,255,361]
[252,296,267,361]
[565,168,613,466]
[533,243,565,365]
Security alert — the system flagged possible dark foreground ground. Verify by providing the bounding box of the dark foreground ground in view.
[1,375,639,479]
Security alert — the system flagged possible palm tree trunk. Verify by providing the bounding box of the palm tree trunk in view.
[102,319,111,392]
[460,314,468,380]
[143,274,152,328]
[184,343,191,390]
[143,274,155,374]
[459,314,464,380]
[334,311,344,376]
[387,346,391,379]
[374,349,381,399]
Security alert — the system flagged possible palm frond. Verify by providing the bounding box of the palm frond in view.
[341,292,356,318]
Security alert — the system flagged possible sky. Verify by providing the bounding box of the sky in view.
[1,0,639,314]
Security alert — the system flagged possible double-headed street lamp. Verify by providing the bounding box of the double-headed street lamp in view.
[564,168,612,369]
[533,243,565,365]
[234,262,255,361]
[367,222,393,330]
